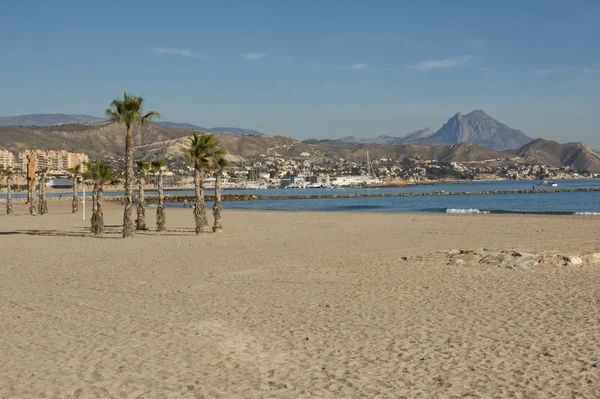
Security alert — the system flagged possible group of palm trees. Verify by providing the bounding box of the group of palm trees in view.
[1,166,50,216]
[1,92,229,237]
[105,92,229,237]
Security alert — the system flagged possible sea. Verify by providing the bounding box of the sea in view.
[3,179,600,215]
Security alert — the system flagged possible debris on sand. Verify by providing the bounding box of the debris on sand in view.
[401,250,600,270]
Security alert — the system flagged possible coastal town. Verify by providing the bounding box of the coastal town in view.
[0,147,597,190]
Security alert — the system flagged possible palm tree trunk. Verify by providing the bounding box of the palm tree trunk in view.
[193,167,203,234]
[90,182,98,232]
[38,176,48,215]
[122,126,135,237]
[6,176,13,215]
[156,169,166,232]
[197,168,208,231]
[72,175,78,213]
[136,175,147,230]
[213,170,223,232]
[90,182,99,234]
[91,183,104,234]
[29,177,37,215]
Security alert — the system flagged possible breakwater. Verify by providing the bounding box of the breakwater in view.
[103,187,600,203]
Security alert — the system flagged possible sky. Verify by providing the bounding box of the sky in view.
[1,0,599,146]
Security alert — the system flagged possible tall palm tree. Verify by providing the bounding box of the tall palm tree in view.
[106,92,160,238]
[2,167,13,215]
[183,133,225,234]
[83,160,114,235]
[67,164,82,213]
[36,168,49,215]
[212,154,229,232]
[136,161,153,230]
[152,159,168,232]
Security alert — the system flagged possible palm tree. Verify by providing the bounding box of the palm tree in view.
[152,159,168,232]
[83,160,114,235]
[2,167,13,215]
[183,133,225,234]
[28,174,37,216]
[67,164,82,213]
[36,168,49,215]
[135,161,152,230]
[212,154,229,232]
[106,92,160,238]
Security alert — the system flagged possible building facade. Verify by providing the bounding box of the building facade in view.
[18,150,89,172]
[0,150,15,168]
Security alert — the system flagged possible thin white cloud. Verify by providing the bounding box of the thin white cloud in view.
[151,47,209,59]
[349,63,369,71]
[408,55,474,71]
[242,52,267,61]
[583,68,600,73]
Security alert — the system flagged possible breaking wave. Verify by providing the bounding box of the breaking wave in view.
[574,212,600,215]
[446,208,490,214]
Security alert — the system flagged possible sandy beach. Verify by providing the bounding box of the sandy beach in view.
[1,201,600,398]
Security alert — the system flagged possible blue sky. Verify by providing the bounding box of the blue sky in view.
[1,0,599,146]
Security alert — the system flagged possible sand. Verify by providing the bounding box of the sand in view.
[1,201,600,398]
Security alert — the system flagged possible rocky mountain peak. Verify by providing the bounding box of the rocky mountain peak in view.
[430,110,533,151]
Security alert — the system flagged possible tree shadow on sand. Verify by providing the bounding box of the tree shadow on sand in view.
[9,226,211,239]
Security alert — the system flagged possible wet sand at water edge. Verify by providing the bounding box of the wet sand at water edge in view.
[1,201,600,398]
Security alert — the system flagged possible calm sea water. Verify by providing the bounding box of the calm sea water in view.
[3,180,600,215]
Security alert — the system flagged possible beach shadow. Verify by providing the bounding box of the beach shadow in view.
[0,231,21,235]
[15,229,123,239]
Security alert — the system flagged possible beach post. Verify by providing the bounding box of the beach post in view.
[82,187,86,220]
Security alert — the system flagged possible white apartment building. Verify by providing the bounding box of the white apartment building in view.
[18,150,89,172]
[0,150,15,168]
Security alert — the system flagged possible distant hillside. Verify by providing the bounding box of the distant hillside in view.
[511,139,600,172]
[427,110,533,151]
[399,128,435,144]
[302,140,509,163]
[156,122,264,136]
[156,121,206,130]
[0,113,105,126]
[137,133,312,163]
[340,128,433,145]
[0,122,191,159]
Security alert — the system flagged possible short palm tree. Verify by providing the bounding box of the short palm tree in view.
[136,161,153,230]
[212,154,229,232]
[2,167,14,215]
[183,133,225,234]
[106,92,160,238]
[36,168,49,215]
[152,159,168,232]
[67,164,82,213]
[83,160,114,235]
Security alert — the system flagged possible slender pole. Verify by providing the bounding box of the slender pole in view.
[82,186,86,220]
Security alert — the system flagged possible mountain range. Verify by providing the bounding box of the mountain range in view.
[0,114,263,136]
[0,113,105,126]
[340,110,533,151]
[0,111,598,172]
